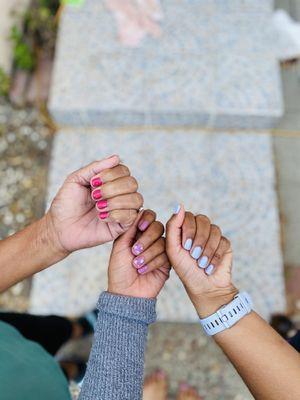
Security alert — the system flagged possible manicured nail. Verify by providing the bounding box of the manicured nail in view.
[99,212,109,220]
[138,265,148,274]
[156,370,166,379]
[133,256,145,268]
[205,264,215,275]
[91,177,102,188]
[96,200,107,209]
[198,255,208,269]
[184,238,193,251]
[191,246,202,259]
[138,220,149,231]
[92,189,102,200]
[179,383,190,391]
[132,242,143,256]
[173,204,181,214]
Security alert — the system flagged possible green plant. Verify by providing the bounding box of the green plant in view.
[0,68,11,97]
[10,26,35,71]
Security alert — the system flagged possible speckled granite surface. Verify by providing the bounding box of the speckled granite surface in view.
[30,128,286,321]
[0,100,53,312]
[49,0,283,129]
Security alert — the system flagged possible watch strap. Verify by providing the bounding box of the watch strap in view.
[199,292,253,336]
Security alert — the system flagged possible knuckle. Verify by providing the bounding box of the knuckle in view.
[127,176,138,191]
[143,209,156,220]
[196,214,211,226]
[212,251,223,262]
[136,192,144,207]
[211,224,222,236]
[221,236,231,247]
[120,164,130,176]
[154,220,164,234]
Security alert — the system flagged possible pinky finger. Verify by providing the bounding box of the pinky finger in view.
[137,253,169,275]
[205,236,231,276]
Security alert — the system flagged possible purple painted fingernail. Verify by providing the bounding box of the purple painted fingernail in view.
[138,220,149,231]
[132,242,143,256]
[205,264,215,275]
[133,256,145,268]
[138,265,148,274]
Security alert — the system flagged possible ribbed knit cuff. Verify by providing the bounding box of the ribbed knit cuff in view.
[97,292,157,325]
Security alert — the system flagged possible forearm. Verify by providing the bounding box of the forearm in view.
[79,292,156,400]
[214,312,300,400]
[0,214,67,292]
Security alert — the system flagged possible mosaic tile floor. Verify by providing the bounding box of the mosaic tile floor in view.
[30,128,286,322]
[49,0,283,129]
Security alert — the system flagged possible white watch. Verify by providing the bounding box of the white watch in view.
[199,292,253,336]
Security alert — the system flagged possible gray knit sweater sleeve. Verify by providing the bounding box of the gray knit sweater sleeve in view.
[78,291,157,400]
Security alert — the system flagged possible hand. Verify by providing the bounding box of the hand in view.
[108,210,170,298]
[166,205,238,318]
[46,155,143,256]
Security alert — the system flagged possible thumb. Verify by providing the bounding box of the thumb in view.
[68,155,120,185]
[166,204,185,250]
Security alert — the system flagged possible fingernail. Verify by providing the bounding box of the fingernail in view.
[96,200,107,209]
[133,256,145,268]
[91,177,102,188]
[205,264,215,275]
[99,212,109,220]
[138,220,149,231]
[156,370,166,379]
[191,246,202,259]
[132,242,143,256]
[179,383,189,391]
[138,265,148,274]
[92,189,102,200]
[173,204,181,214]
[183,238,193,251]
[198,255,208,268]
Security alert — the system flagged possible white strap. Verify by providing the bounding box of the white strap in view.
[199,292,253,336]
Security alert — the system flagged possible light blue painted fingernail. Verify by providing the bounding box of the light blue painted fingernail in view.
[205,264,215,275]
[173,204,181,214]
[184,238,193,251]
[191,246,202,259]
[198,255,208,268]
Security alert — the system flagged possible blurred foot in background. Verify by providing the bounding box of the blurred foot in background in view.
[143,371,204,400]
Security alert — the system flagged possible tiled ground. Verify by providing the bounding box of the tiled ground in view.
[49,0,283,128]
[30,128,285,322]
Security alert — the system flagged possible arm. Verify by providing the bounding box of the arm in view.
[166,205,300,400]
[79,292,156,400]
[214,312,300,400]
[0,215,66,292]
[80,210,170,399]
[0,155,143,293]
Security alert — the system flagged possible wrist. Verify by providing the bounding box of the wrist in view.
[35,214,70,266]
[191,286,239,319]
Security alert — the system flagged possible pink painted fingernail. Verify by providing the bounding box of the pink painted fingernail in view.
[132,242,143,256]
[97,200,107,209]
[179,383,190,391]
[92,189,102,200]
[99,212,109,220]
[133,256,145,268]
[138,265,148,274]
[138,220,149,231]
[91,177,102,188]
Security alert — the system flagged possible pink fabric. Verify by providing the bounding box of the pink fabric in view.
[105,0,164,47]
